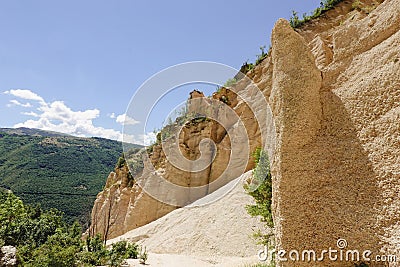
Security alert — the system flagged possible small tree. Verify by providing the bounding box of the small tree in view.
[116,154,126,169]
[244,148,273,246]
[289,10,301,28]
[0,192,27,246]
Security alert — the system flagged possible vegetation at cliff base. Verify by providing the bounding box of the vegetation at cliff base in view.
[0,128,138,226]
[0,190,144,266]
[245,148,273,246]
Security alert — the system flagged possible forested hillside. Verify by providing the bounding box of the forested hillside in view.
[0,128,137,226]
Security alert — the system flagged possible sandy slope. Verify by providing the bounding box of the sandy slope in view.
[108,171,266,266]
[124,255,261,267]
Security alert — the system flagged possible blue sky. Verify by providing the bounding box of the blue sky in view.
[0,0,320,144]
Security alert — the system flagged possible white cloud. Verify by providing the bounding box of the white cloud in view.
[121,133,137,144]
[14,113,123,141]
[122,132,156,146]
[7,100,32,108]
[141,132,157,146]
[38,101,100,123]
[115,113,140,126]
[4,89,45,103]
[21,111,40,117]
[6,89,149,144]
[7,89,123,141]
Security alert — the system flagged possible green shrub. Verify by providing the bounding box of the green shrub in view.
[289,10,302,28]
[78,234,109,266]
[116,154,126,169]
[0,192,27,246]
[220,45,269,83]
[109,240,130,267]
[23,242,80,267]
[17,222,82,267]
[255,46,270,66]
[244,148,273,246]
[86,234,104,253]
[0,192,66,249]
[290,0,345,28]
[240,61,255,74]
[0,191,141,267]
[79,237,140,266]
[139,246,148,265]
[126,242,139,259]
[217,45,268,91]
[222,45,269,84]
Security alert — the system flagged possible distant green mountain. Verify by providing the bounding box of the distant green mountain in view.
[0,127,72,137]
[0,128,141,227]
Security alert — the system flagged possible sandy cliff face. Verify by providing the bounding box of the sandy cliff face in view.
[90,88,264,240]
[89,164,176,240]
[91,1,400,265]
[269,0,400,266]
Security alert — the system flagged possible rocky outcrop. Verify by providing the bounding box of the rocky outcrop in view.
[90,87,263,240]
[0,246,17,267]
[91,1,400,266]
[268,1,400,266]
[89,165,175,240]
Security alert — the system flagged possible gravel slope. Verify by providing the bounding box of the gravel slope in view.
[108,171,267,266]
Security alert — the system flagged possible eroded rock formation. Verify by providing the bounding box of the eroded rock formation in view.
[90,86,263,240]
[91,1,400,266]
[269,0,400,265]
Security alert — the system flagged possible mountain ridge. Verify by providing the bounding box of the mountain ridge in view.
[0,127,72,137]
[0,127,142,226]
